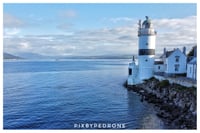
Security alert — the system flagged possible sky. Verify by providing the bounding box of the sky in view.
[3,3,197,57]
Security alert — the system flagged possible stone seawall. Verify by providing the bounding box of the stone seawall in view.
[124,77,196,129]
[154,75,196,88]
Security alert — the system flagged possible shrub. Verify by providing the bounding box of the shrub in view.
[149,77,156,81]
[143,77,158,83]
[159,80,170,88]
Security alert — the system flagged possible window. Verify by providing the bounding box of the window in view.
[129,68,132,75]
[145,59,148,62]
[175,56,180,62]
[146,42,148,45]
[158,66,160,70]
[190,67,192,73]
[174,64,180,72]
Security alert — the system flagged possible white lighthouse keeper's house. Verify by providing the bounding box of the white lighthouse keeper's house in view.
[128,16,157,85]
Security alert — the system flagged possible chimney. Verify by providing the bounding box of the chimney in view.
[132,56,135,62]
[194,47,197,57]
[183,46,186,55]
[164,48,166,55]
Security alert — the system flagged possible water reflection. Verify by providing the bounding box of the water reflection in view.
[127,91,164,129]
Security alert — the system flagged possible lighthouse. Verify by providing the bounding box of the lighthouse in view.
[138,16,156,80]
[128,16,156,85]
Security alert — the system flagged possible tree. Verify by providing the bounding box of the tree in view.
[187,45,197,57]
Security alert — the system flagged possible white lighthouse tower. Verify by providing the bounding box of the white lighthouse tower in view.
[138,16,156,80]
[127,16,156,85]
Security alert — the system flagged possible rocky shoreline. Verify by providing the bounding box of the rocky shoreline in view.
[124,77,196,129]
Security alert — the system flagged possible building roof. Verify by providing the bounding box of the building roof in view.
[154,61,164,65]
[142,16,152,28]
[160,50,174,58]
[188,57,196,65]
[160,48,185,58]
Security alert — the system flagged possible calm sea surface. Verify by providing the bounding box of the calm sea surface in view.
[3,59,164,129]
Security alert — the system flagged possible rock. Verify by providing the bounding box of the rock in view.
[139,90,145,93]
[124,78,196,129]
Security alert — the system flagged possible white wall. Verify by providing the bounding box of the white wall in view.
[187,64,197,80]
[128,62,139,85]
[138,56,154,80]
[138,35,156,49]
[154,64,165,72]
[165,49,186,74]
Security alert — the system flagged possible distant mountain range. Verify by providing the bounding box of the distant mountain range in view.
[58,54,133,59]
[3,45,196,60]
[3,53,23,59]
[3,52,134,60]
[3,52,52,60]
[15,52,50,59]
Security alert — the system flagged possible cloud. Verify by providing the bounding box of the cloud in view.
[56,10,77,31]
[3,16,196,57]
[19,42,30,49]
[59,10,77,18]
[109,17,136,23]
[3,13,25,38]
[3,13,24,28]
[153,16,196,54]
[57,23,74,31]
[4,28,20,36]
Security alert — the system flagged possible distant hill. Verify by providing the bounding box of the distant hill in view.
[59,55,133,59]
[15,52,50,59]
[3,52,135,60]
[3,53,23,59]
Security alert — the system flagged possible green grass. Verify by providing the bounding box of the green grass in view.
[172,83,196,96]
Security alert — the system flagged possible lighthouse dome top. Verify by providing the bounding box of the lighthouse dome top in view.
[138,16,156,36]
[142,16,152,28]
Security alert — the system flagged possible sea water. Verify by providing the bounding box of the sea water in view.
[3,59,164,129]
